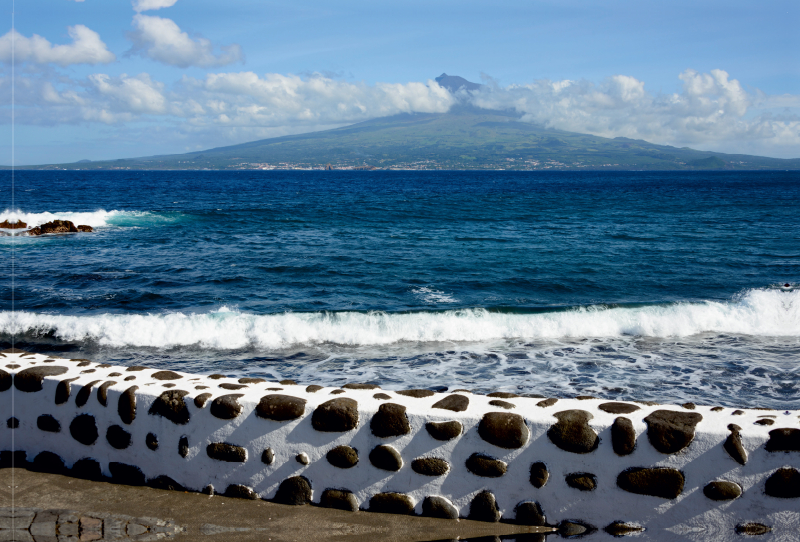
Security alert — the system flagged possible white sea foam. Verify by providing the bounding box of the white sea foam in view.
[412,286,459,304]
[3,288,798,350]
[0,209,163,229]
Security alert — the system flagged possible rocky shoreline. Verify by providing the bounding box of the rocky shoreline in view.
[0,219,93,236]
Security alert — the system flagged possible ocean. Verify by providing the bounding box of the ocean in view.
[1,170,798,409]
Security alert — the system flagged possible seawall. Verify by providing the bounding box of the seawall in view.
[1,350,798,538]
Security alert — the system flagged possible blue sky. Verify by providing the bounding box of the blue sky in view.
[2,0,798,164]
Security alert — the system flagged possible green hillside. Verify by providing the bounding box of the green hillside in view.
[27,105,800,171]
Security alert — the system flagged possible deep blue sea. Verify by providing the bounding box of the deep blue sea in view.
[2,170,798,408]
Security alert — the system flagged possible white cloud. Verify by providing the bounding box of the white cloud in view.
[129,14,242,68]
[132,0,178,12]
[0,25,115,66]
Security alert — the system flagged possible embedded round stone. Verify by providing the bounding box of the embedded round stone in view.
[14,366,68,392]
[537,398,558,408]
[468,490,500,522]
[432,394,469,412]
[149,390,191,424]
[71,458,103,481]
[76,380,101,407]
[207,374,226,380]
[488,399,515,409]
[530,461,549,488]
[256,394,307,421]
[262,448,275,464]
[147,475,185,491]
[371,403,411,437]
[515,501,546,526]
[425,420,462,441]
[55,377,79,405]
[194,393,212,408]
[219,383,247,390]
[724,430,747,465]
[106,425,132,450]
[373,393,391,400]
[617,467,685,499]
[604,522,645,537]
[179,436,189,458]
[37,414,60,433]
[599,402,640,414]
[330,389,345,395]
[209,393,242,420]
[735,523,772,535]
[5,417,17,428]
[566,472,597,491]
[236,377,263,384]
[369,445,403,471]
[559,521,594,537]
[396,389,435,398]
[478,412,529,449]
[0,369,10,392]
[644,410,702,454]
[487,392,518,398]
[320,489,358,512]
[703,480,742,501]
[70,414,98,445]
[342,383,380,390]
[547,410,598,454]
[109,462,146,486]
[411,457,450,476]
[755,418,774,426]
[31,451,66,474]
[152,370,183,381]
[612,416,636,455]
[465,453,507,478]
[279,379,296,385]
[305,385,323,393]
[311,398,359,432]
[764,468,800,498]
[118,386,138,425]
[296,452,309,465]
[126,366,147,372]
[765,428,800,452]
[206,443,247,463]
[422,496,458,520]
[274,476,312,505]
[97,381,117,406]
[326,445,359,469]
[369,493,414,515]
[224,485,258,500]
[146,433,158,451]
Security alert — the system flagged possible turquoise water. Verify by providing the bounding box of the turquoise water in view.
[2,170,798,408]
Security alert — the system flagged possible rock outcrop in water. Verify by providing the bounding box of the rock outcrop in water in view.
[0,220,26,229]
[25,220,93,235]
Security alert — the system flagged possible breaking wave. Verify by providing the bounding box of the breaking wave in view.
[2,288,798,350]
[0,209,175,229]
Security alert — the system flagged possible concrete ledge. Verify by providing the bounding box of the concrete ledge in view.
[1,350,798,538]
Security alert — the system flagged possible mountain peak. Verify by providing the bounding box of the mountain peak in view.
[435,73,482,93]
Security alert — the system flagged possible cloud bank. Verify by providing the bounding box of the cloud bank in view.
[132,0,179,12]
[0,25,115,66]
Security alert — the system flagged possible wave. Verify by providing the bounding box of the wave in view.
[2,288,798,350]
[0,209,173,229]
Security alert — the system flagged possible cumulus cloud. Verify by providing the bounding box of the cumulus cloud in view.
[0,25,115,66]
[129,14,242,68]
[132,0,179,12]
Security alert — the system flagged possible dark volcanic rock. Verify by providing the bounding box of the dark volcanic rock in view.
[219,383,247,390]
[369,445,403,471]
[224,484,258,500]
[0,219,26,229]
[411,457,450,476]
[261,448,275,464]
[106,425,132,449]
[118,385,138,424]
[97,380,117,406]
[30,451,65,474]
[326,445,359,469]
[369,493,414,515]
[206,442,247,463]
[274,476,312,505]
[55,378,78,404]
[178,436,189,458]
[432,394,469,412]
[0,369,10,392]
[320,489,358,512]
[70,414,98,445]
[152,370,183,380]
[75,380,101,407]
[465,453,507,478]
[77,225,93,232]
[537,398,558,408]
[373,392,391,400]
[305,385,323,393]
[724,428,747,465]
[599,402,640,414]
[735,523,772,535]
[765,428,800,452]
[149,390,191,424]
[468,490,500,522]
[425,420,462,441]
[488,399,515,409]
[764,468,800,498]
[36,220,79,234]
[487,392,519,398]
[238,377,266,384]
[147,475,185,491]
[207,374,226,379]
[530,461,549,488]
[5,417,17,429]
[14,366,69,392]
[146,432,159,451]
[515,501,546,526]
[566,472,597,491]
[612,416,636,455]
[547,410,598,454]
[422,496,458,519]
[644,410,702,454]
[558,521,595,538]
[71,458,103,481]
[256,394,306,421]
[479,412,529,449]
[109,462,146,486]
[342,383,380,390]
[703,480,742,501]
[604,522,645,537]
[617,467,685,499]
[312,398,359,432]
[755,418,774,426]
[396,389,435,398]
[194,392,212,408]
[37,414,61,433]
[209,393,242,420]
[371,403,411,437]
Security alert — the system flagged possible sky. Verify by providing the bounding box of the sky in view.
[1,0,799,165]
